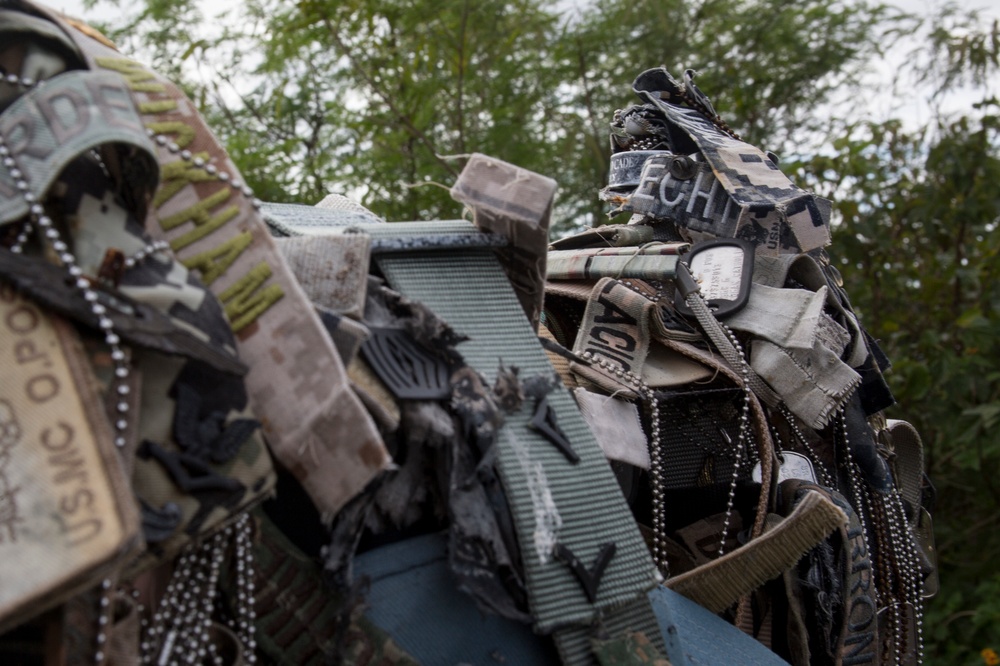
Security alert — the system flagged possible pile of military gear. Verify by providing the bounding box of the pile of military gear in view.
[0,2,935,664]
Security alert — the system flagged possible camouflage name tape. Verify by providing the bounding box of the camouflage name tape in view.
[45,7,392,516]
[601,155,740,238]
[547,244,684,281]
[0,68,157,225]
[0,285,139,631]
[631,68,832,255]
[570,278,655,400]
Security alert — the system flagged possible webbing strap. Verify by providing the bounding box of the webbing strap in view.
[375,246,664,663]
[666,490,846,612]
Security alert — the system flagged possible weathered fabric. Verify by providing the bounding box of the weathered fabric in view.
[51,9,391,518]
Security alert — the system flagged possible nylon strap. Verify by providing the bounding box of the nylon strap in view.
[666,489,846,612]
[371,232,664,664]
[547,246,683,281]
[885,419,924,525]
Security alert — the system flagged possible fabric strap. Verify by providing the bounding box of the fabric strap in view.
[666,489,846,613]
[371,227,664,664]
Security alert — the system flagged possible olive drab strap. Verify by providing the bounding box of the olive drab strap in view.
[47,5,392,518]
[666,487,846,613]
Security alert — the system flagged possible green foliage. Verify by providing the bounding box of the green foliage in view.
[792,8,1000,658]
[86,0,888,229]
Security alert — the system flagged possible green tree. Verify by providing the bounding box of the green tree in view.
[86,0,890,230]
[793,7,1000,660]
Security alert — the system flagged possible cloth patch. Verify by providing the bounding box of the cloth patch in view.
[277,232,372,320]
[0,289,139,630]
[574,388,649,469]
[751,339,861,430]
[723,283,827,351]
[570,278,655,399]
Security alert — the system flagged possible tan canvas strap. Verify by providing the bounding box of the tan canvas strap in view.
[666,489,846,613]
[51,11,391,517]
[570,278,655,400]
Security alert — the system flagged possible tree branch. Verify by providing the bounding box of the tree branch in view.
[319,14,458,178]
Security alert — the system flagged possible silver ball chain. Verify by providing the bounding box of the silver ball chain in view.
[716,320,752,559]
[839,409,878,600]
[778,405,834,487]
[141,516,257,665]
[646,395,669,577]
[885,488,925,663]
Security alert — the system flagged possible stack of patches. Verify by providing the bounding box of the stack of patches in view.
[541,68,937,665]
[0,1,935,664]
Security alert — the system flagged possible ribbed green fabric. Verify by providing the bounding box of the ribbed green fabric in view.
[376,246,664,663]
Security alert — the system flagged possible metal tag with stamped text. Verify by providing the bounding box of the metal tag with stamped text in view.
[752,451,817,484]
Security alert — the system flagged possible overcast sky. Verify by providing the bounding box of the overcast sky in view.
[42,0,1000,134]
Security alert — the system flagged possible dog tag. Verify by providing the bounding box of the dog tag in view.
[752,451,817,484]
[674,239,754,318]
